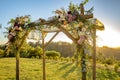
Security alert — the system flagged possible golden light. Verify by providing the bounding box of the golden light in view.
[97,27,120,48]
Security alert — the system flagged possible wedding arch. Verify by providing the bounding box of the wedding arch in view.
[5,1,104,80]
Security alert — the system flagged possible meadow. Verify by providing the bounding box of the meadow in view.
[0,58,120,80]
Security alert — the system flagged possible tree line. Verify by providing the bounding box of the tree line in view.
[0,41,120,61]
[0,41,76,58]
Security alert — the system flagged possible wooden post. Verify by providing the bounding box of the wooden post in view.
[15,31,30,80]
[93,28,96,80]
[42,32,46,80]
[79,4,93,80]
[16,49,20,80]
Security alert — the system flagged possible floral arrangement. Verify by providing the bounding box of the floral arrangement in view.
[6,15,31,44]
[53,2,94,44]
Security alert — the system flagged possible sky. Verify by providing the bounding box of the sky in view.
[0,0,120,48]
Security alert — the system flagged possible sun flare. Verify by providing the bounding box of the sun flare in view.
[97,28,120,48]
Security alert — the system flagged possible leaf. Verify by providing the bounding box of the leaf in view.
[7,18,15,24]
[82,0,89,5]
[69,2,76,12]
[85,7,94,14]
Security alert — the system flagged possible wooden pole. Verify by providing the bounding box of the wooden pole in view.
[93,28,96,80]
[58,26,77,44]
[76,44,86,80]
[42,32,46,80]
[15,31,30,80]
[16,49,20,80]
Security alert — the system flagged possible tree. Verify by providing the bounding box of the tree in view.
[46,42,76,57]
[29,46,42,58]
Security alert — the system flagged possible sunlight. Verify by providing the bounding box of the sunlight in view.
[45,32,73,43]
[27,27,120,48]
[97,27,120,48]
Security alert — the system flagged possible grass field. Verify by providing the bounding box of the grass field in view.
[0,58,120,80]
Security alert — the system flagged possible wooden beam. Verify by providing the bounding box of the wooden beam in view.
[42,32,46,80]
[45,32,59,47]
[43,27,78,33]
[43,29,60,33]
[84,14,93,19]
[58,26,77,44]
[80,3,84,15]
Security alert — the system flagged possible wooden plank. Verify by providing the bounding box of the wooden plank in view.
[58,26,77,44]
[84,14,93,19]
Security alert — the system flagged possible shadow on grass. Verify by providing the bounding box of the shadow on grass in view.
[8,78,15,80]
[62,66,76,78]
[58,63,72,71]
[59,62,67,65]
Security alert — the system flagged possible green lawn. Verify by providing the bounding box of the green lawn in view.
[0,58,120,80]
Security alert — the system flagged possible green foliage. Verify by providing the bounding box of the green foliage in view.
[117,61,120,66]
[60,57,64,61]
[29,46,42,58]
[97,52,105,62]
[46,50,61,59]
[114,61,120,72]
[20,48,28,58]
[65,57,71,62]
[46,42,75,57]
[54,56,60,61]
[0,49,4,58]
[102,57,115,65]
[82,0,89,5]
[114,64,119,72]
[69,2,79,13]
[1,41,43,58]
[71,57,75,63]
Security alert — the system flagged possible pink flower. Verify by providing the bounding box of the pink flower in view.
[77,35,86,44]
